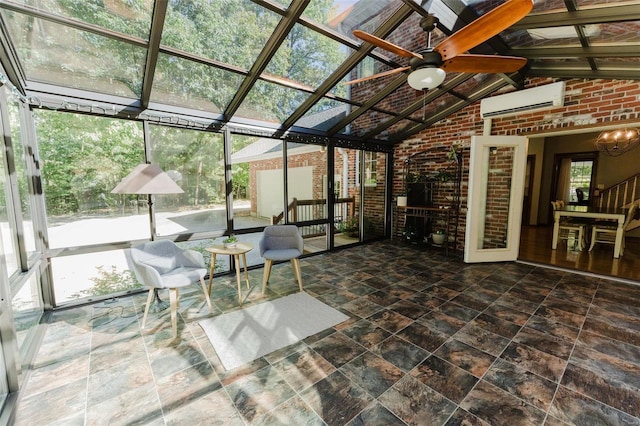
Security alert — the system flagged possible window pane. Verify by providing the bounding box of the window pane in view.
[8,99,36,258]
[236,80,311,124]
[149,126,226,237]
[334,147,359,247]
[3,12,146,97]
[363,151,387,240]
[151,54,244,114]
[35,111,145,248]
[163,0,280,70]
[229,135,273,230]
[51,249,140,304]
[0,106,19,276]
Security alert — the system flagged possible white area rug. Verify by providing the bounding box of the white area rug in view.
[199,292,349,370]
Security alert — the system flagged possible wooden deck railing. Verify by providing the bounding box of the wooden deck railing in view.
[271,197,356,237]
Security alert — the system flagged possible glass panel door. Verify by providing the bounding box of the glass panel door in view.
[333,147,359,247]
[362,151,387,240]
[465,136,528,262]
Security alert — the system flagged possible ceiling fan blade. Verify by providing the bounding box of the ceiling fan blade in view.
[353,30,422,60]
[344,66,411,85]
[434,0,534,61]
[442,55,527,73]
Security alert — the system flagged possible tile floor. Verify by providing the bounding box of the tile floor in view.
[13,241,640,425]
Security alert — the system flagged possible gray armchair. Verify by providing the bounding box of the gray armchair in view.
[259,225,304,294]
[128,240,213,337]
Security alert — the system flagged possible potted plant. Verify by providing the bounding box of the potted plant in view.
[222,235,238,248]
[431,229,446,245]
[339,216,359,237]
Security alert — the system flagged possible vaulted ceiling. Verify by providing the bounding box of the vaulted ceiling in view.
[0,0,638,147]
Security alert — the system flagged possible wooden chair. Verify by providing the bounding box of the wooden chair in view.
[589,202,637,256]
[551,200,587,251]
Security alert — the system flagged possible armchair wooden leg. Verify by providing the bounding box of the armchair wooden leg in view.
[169,288,179,338]
[200,278,213,313]
[141,289,155,329]
[262,259,273,294]
[291,258,303,291]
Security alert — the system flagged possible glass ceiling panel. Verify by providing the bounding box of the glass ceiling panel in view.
[333,57,391,99]
[294,97,351,131]
[2,10,145,97]
[454,74,502,97]
[150,53,243,114]
[590,21,640,43]
[236,80,311,124]
[376,118,421,140]
[265,23,350,91]
[162,0,280,70]
[7,0,152,39]
[305,0,398,39]
[410,92,456,121]
[337,109,395,136]
[503,26,591,48]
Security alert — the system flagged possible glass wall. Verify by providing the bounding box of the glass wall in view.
[333,147,360,247]
[287,141,328,252]
[148,125,226,237]
[363,150,387,240]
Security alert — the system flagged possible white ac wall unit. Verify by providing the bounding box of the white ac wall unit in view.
[480,81,565,119]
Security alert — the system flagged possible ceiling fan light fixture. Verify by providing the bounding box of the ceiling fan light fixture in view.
[407,66,446,90]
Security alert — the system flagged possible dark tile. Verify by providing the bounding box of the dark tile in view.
[434,339,496,378]
[252,395,324,426]
[341,319,392,349]
[224,366,296,423]
[366,309,412,333]
[524,315,580,343]
[495,293,540,314]
[406,292,446,310]
[378,375,457,426]
[388,299,429,320]
[156,361,222,415]
[561,361,640,417]
[370,335,429,372]
[582,316,640,347]
[365,290,400,307]
[576,330,640,365]
[423,285,460,300]
[460,380,546,426]
[550,385,640,426]
[484,358,557,411]
[346,401,405,426]
[341,297,384,318]
[396,322,449,352]
[271,347,336,393]
[444,408,491,426]
[340,352,404,398]
[310,332,366,368]
[470,313,522,339]
[484,303,531,326]
[455,324,510,357]
[437,301,481,322]
[536,297,588,328]
[300,371,373,425]
[514,326,574,360]
[411,355,478,403]
[452,293,492,311]
[500,342,566,382]
[418,310,467,335]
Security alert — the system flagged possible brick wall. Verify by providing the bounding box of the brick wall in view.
[394,77,640,252]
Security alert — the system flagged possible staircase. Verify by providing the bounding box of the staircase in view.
[596,173,640,231]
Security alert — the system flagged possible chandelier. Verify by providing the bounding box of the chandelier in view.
[594,128,640,157]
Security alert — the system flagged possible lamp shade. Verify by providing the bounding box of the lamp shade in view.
[111,164,184,194]
[407,66,446,90]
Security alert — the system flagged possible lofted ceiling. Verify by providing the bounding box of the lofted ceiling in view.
[0,0,638,148]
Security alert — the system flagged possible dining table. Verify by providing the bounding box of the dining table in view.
[552,204,628,258]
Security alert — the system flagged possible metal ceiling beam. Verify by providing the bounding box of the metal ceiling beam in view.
[140,1,167,109]
[512,4,640,29]
[362,73,473,140]
[509,45,640,59]
[564,0,596,71]
[327,74,407,136]
[0,0,147,47]
[0,13,25,93]
[388,75,515,142]
[275,3,417,137]
[221,0,310,124]
[527,68,640,80]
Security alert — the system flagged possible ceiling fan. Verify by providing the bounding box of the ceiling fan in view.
[346,0,534,90]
